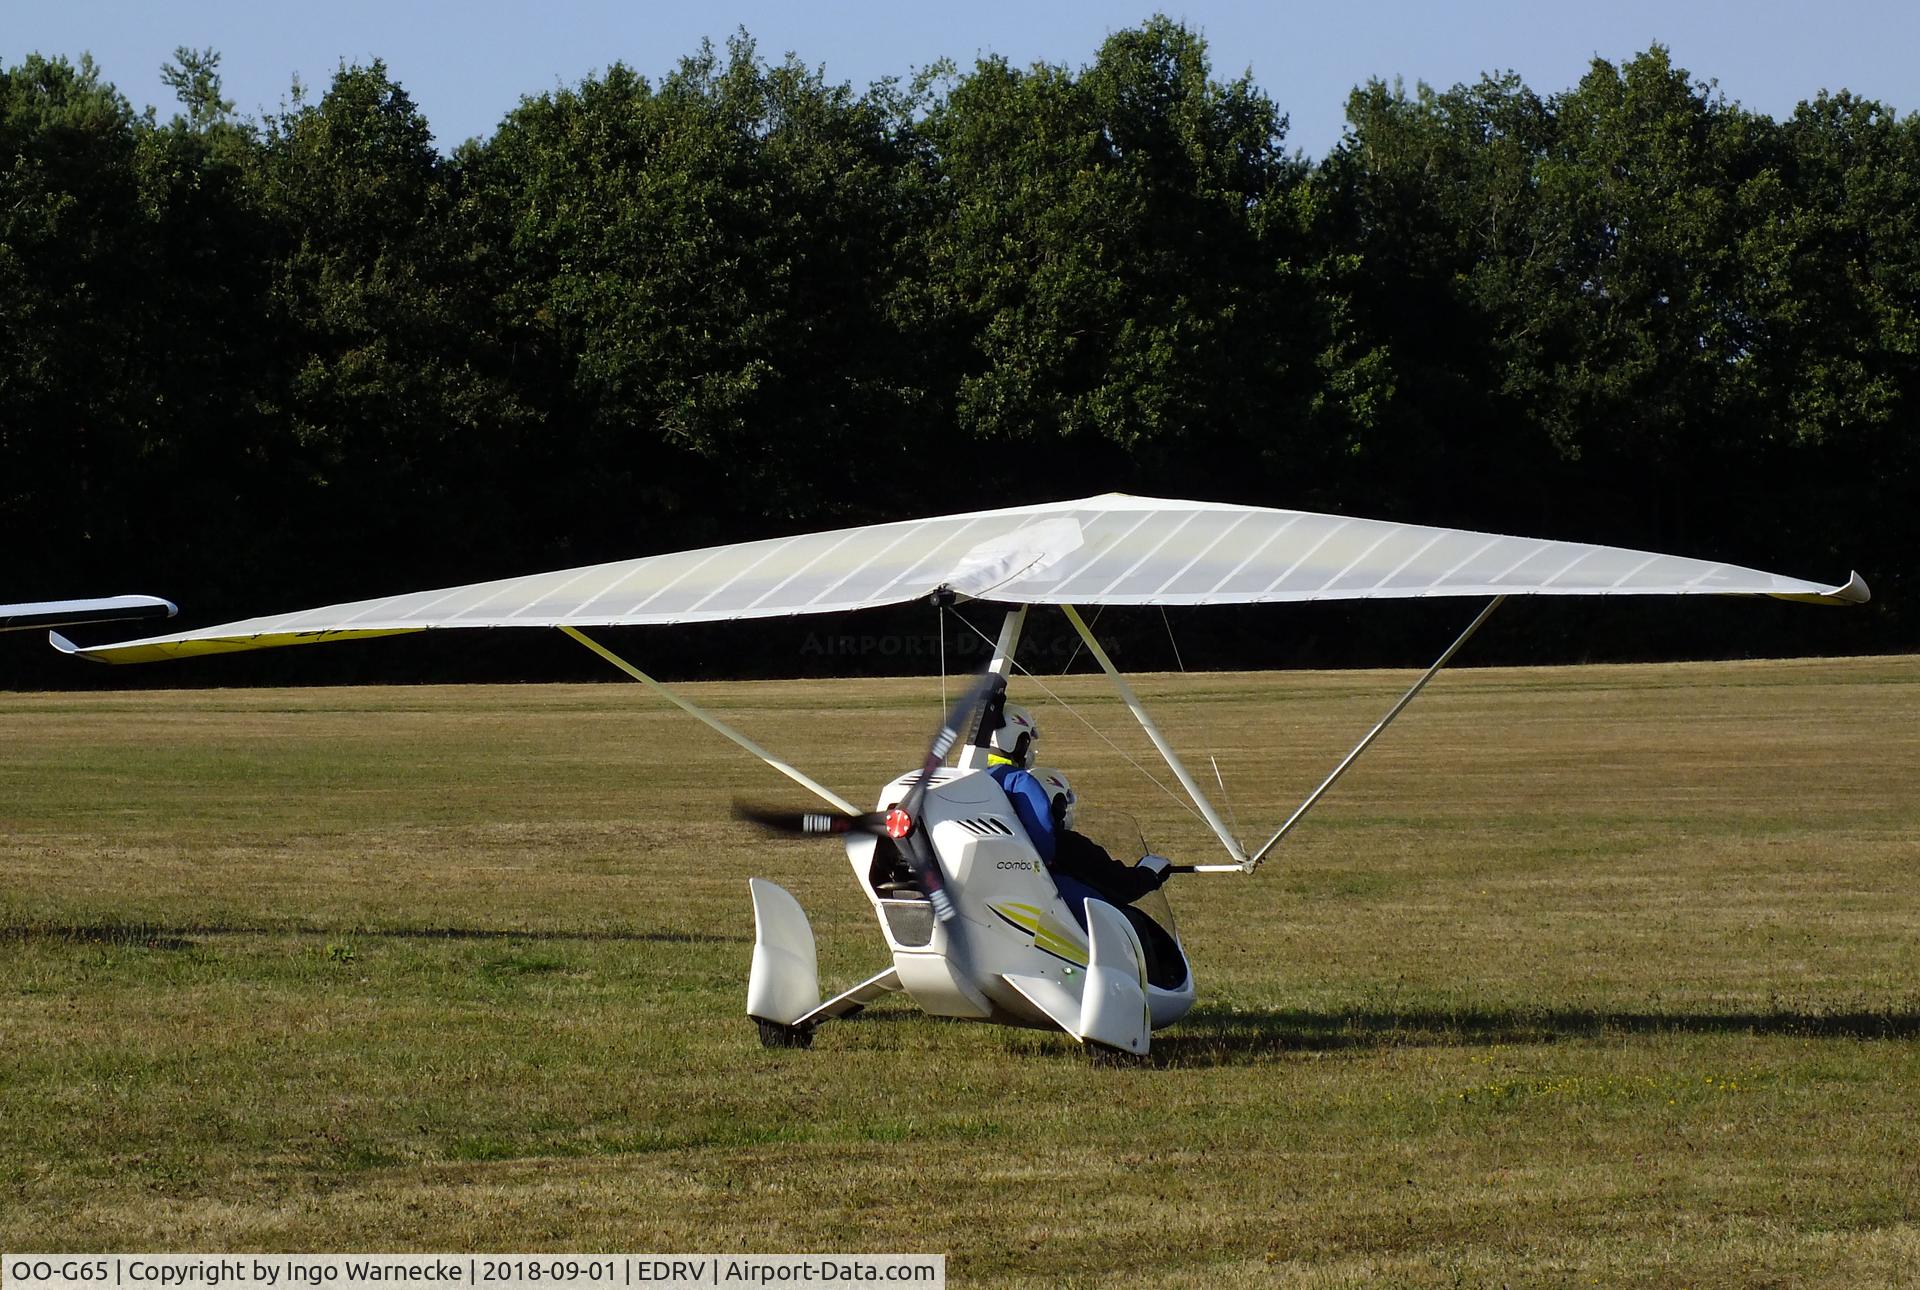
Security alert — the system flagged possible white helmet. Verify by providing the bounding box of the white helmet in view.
[1030,767,1076,831]
[988,703,1039,769]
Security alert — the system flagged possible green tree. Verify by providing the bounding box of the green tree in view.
[1512,49,1767,474]
[1732,91,1920,622]
[158,46,233,132]
[258,60,533,592]
[922,19,1312,480]
[1752,91,1920,445]
[1315,72,1558,523]
[0,55,155,587]
[1,32,1908,675]
[115,48,287,597]
[458,33,935,551]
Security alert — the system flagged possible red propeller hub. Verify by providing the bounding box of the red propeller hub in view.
[884,808,913,839]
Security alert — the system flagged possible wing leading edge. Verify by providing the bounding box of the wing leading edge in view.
[57,494,1867,664]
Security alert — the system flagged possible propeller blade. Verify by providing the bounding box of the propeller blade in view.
[733,804,889,837]
[900,672,1003,817]
[892,672,1004,922]
[735,673,1004,924]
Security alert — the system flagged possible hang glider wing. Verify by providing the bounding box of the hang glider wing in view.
[56,494,1866,664]
[3,595,177,633]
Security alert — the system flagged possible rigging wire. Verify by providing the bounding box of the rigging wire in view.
[1160,605,1243,848]
[1058,604,1104,674]
[949,607,1206,826]
[1158,605,1188,673]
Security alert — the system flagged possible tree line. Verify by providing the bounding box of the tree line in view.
[2,19,1913,683]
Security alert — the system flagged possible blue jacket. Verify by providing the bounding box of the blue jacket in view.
[987,763,1057,863]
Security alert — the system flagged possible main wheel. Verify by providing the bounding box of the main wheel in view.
[1085,1040,1147,1067]
[754,1018,815,1050]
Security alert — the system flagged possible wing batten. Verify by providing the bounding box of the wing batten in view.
[1208,511,1303,595]
[805,518,933,607]
[1263,516,1352,596]
[56,494,1867,663]
[1369,527,1448,594]
[1322,523,1406,594]
[1097,508,1203,598]
[1157,509,1258,596]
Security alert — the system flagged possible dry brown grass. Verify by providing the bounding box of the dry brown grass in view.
[3,655,1918,1285]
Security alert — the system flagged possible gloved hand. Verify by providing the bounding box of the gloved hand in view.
[1137,854,1172,886]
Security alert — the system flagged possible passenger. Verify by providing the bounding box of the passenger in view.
[1028,767,1172,905]
[981,706,1173,903]
[1029,766,1185,988]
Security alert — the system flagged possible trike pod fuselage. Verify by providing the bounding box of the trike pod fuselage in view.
[843,767,1197,1033]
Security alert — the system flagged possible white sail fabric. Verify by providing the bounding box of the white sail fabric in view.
[59,494,1866,663]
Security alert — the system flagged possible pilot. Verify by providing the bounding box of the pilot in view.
[1028,767,1172,906]
[983,703,1057,860]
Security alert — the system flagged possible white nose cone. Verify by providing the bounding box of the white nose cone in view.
[1075,899,1151,1056]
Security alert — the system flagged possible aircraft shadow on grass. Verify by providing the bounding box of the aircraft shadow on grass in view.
[1138,1002,1920,1065]
[0,922,740,951]
[717,998,1920,1064]
[8,924,1912,1063]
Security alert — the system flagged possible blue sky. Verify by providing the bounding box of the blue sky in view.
[9,1,1917,158]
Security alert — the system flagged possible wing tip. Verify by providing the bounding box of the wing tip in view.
[1775,570,1871,606]
[48,630,150,663]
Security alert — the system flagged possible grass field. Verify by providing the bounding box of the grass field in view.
[3,656,1918,1285]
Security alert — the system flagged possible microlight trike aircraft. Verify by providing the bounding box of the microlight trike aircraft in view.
[55,495,1866,1059]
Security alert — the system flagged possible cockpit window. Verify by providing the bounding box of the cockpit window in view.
[1122,877,1186,990]
[1073,806,1150,865]
[1129,880,1178,944]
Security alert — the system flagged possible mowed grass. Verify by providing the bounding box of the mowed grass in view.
[2,656,1918,1285]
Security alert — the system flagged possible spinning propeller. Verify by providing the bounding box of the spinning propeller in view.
[735,672,1005,923]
